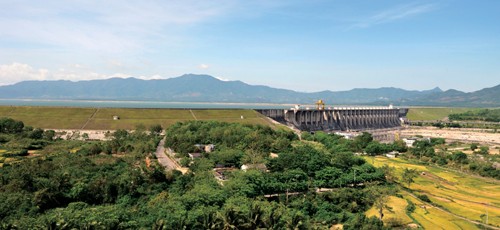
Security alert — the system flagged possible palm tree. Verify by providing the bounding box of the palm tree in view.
[216,206,245,230]
[263,205,284,229]
[285,211,308,230]
[198,207,218,230]
[242,202,265,230]
[153,219,166,230]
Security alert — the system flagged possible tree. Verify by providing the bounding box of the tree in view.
[470,143,479,151]
[353,132,373,151]
[284,211,309,230]
[89,144,102,155]
[43,130,56,141]
[243,202,265,230]
[452,151,467,163]
[380,165,397,184]
[300,131,312,140]
[216,206,245,230]
[149,124,163,135]
[82,133,89,139]
[10,121,24,133]
[28,128,44,140]
[344,213,385,230]
[366,183,394,220]
[401,168,418,189]
[180,157,191,167]
[478,146,490,155]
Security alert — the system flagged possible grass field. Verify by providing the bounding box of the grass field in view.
[365,156,500,228]
[192,109,256,119]
[365,196,413,225]
[9,116,88,129]
[403,193,482,230]
[84,119,181,130]
[407,108,473,121]
[1,106,291,131]
[94,108,194,120]
[0,106,15,116]
[9,107,96,118]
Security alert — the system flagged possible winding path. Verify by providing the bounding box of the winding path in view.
[404,191,500,230]
[154,137,179,170]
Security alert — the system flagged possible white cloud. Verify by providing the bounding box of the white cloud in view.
[107,59,127,69]
[66,63,91,70]
[0,62,165,85]
[138,75,166,80]
[215,76,230,81]
[0,62,50,85]
[348,3,438,30]
[0,0,241,53]
[199,63,210,69]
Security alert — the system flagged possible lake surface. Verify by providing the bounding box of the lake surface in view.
[0,99,294,109]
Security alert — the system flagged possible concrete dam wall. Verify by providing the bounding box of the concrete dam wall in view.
[256,107,409,132]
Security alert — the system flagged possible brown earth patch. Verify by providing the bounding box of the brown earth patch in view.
[423,172,456,185]
[96,158,117,164]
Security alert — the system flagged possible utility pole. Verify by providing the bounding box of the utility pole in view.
[354,169,356,187]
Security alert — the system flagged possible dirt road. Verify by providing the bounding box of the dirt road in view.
[154,137,179,170]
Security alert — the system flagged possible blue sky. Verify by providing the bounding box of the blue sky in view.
[0,0,499,92]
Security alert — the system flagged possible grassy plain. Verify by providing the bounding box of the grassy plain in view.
[404,193,482,230]
[84,119,181,130]
[365,156,500,229]
[94,108,194,120]
[9,107,96,118]
[1,106,283,130]
[9,116,88,129]
[0,106,15,116]
[191,109,256,119]
[407,108,473,121]
[364,196,413,225]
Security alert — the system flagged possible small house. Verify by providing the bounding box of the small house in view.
[403,137,431,147]
[113,116,119,120]
[241,163,267,172]
[335,132,357,140]
[188,153,203,160]
[386,151,398,158]
[194,144,216,153]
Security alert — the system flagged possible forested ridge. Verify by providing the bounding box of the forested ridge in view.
[0,118,408,229]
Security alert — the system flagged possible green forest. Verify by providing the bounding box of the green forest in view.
[449,108,500,122]
[1,118,413,229]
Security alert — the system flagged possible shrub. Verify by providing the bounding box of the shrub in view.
[180,157,191,167]
[18,149,28,156]
[384,217,405,227]
[405,199,416,213]
[417,194,431,203]
[437,158,448,166]
[301,131,312,140]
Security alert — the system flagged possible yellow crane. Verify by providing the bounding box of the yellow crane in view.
[315,100,325,110]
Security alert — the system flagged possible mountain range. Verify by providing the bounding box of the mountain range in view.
[0,74,498,107]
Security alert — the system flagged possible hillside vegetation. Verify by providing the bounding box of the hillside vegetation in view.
[0,106,280,130]
[1,117,397,229]
[407,107,473,121]
[449,108,500,122]
[0,74,442,104]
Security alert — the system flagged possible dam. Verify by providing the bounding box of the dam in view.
[255,104,409,132]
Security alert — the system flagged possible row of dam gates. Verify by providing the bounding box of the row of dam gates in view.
[255,107,409,132]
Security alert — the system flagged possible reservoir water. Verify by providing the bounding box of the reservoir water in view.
[0,99,293,109]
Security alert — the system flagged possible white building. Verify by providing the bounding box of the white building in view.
[241,164,267,172]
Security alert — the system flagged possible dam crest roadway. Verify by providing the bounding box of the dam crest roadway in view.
[256,103,408,133]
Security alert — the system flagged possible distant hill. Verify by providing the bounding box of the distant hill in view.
[394,84,500,107]
[0,74,449,104]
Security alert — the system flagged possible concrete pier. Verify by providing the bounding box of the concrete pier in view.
[256,107,409,132]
